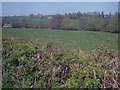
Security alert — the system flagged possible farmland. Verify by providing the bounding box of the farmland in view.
[2,28,118,51]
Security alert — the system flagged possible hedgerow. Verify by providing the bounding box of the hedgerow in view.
[2,36,119,88]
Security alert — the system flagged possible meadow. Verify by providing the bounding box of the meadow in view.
[2,28,118,51]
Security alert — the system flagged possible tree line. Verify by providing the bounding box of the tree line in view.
[2,11,119,33]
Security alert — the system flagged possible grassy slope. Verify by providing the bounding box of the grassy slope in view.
[2,28,118,51]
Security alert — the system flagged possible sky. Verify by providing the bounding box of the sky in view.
[2,2,118,16]
[1,0,119,2]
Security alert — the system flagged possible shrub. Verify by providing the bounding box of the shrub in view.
[61,17,78,30]
[2,36,119,88]
[87,16,101,31]
[106,14,118,33]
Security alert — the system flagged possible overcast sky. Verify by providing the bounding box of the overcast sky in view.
[2,2,118,16]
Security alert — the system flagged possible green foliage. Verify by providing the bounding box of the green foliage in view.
[61,17,78,30]
[2,13,119,33]
[106,14,118,33]
[2,36,119,88]
[50,14,64,29]
[87,16,101,31]
[101,14,119,33]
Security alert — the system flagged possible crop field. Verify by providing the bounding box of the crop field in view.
[2,28,118,51]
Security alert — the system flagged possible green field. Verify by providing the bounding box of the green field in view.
[2,28,118,51]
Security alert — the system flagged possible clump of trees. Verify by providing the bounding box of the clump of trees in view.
[50,14,64,29]
[86,16,101,31]
[61,17,78,30]
[86,13,118,33]
[106,14,118,33]
[2,11,119,33]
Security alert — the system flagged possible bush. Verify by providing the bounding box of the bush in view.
[106,14,118,33]
[61,17,78,30]
[2,36,119,88]
[87,16,101,31]
[50,14,64,29]
[101,14,119,33]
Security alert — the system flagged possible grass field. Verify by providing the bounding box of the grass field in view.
[2,28,118,51]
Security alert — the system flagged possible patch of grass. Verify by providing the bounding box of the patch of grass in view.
[2,28,118,51]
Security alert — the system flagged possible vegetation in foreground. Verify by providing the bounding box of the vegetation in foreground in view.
[2,36,119,88]
[2,28,118,51]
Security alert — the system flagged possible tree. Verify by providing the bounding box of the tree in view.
[21,16,27,28]
[50,14,64,29]
[65,13,68,17]
[86,16,101,31]
[11,22,23,28]
[76,12,82,19]
[109,13,112,18]
[78,17,88,30]
[101,11,104,18]
[37,13,44,19]
[29,14,34,17]
[100,18,109,32]
[61,17,78,30]
[106,14,118,33]
[38,22,49,29]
